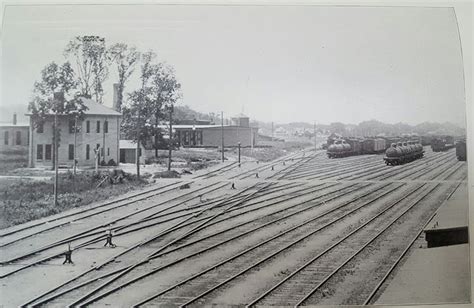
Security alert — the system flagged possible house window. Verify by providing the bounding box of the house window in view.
[68,144,74,160]
[37,122,44,133]
[197,131,203,145]
[86,121,90,133]
[45,144,52,160]
[86,144,90,160]
[96,121,100,133]
[107,148,110,156]
[37,144,43,160]
[104,120,108,133]
[69,120,75,133]
[4,131,8,145]
[184,131,189,145]
[16,131,21,145]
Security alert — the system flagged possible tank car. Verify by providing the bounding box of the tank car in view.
[383,140,424,165]
[456,140,467,161]
[327,139,352,158]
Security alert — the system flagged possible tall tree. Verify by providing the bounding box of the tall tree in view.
[122,51,157,177]
[29,62,87,205]
[108,43,140,111]
[64,35,109,103]
[148,63,182,157]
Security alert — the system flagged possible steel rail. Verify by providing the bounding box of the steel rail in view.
[362,177,466,305]
[294,183,441,307]
[131,183,413,307]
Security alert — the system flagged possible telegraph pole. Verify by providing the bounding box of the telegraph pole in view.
[238,142,241,166]
[53,113,59,206]
[53,92,63,207]
[168,104,174,171]
[221,111,224,162]
[136,104,141,178]
[73,116,77,176]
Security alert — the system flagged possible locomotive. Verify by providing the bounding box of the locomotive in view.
[456,140,467,161]
[383,141,424,165]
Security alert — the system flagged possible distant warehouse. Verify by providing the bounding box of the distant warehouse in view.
[168,114,258,148]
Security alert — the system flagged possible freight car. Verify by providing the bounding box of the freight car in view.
[362,138,386,154]
[327,139,352,158]
[456,140,467,161]
[327,137,386,158]
[383,141,424,165]
[431,136,455,152]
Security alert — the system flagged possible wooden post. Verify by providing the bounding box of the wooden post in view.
[238,142,241,166]
[168,105,174,171]
[53,113,59,206]
[136,108,141,178]
[73,116,77,176]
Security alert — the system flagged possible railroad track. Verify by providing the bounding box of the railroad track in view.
[2,145,465,307]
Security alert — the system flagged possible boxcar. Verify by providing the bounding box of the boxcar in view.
[456,140,467,161]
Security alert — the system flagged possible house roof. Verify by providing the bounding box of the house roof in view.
[80,98,121,116]
[25,97,121,117]
[0,122,29,128]
[120,139,143,149]
[232,113,248,118]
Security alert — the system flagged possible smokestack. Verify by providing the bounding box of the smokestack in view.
[13,113,17,125]
[113,83,120,112]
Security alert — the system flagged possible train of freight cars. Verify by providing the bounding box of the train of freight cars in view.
[327,137,425,165]
[326,136,417,158]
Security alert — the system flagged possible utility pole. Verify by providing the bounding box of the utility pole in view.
[221,111,224,162]
[136,104,141,178]
[102,116,106,165]
[73,116,77,176]
[53,113,59,206]
[238,142,241,166]
[168,104,174,171]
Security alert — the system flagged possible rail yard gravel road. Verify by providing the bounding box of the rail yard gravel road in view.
[0,147,469,307]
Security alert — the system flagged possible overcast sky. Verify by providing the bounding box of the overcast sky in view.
[0,4,469,126]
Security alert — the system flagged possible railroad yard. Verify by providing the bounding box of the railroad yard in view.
[0,146,468,307]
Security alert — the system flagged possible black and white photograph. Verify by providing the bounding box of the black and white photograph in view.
[0,1,472,307]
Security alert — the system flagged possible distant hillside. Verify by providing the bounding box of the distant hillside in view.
[169,106,466,137]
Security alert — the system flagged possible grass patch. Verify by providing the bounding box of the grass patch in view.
[0,169,147,229]
[0,148,29,173]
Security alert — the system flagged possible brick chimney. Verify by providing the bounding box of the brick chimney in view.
[113,83,120,111]
[13,113,17,125]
